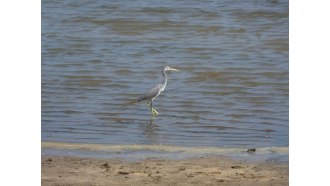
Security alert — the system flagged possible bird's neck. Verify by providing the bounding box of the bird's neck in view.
[162,70,167,87]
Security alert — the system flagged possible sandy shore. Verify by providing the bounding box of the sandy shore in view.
[42,155,288,186]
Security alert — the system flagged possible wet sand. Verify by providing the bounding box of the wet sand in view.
[42,155,288,186]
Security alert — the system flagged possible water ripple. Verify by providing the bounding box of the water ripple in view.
[42,0,288,148]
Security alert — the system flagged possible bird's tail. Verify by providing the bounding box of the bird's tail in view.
[137,95,145,102]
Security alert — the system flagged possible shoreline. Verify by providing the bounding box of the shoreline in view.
[42,141,288,185]
[42,155,288,186]
[42,141,288,163]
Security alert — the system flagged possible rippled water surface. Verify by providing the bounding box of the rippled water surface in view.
[42,0,288,148]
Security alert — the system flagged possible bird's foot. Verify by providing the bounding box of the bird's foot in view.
[152,108,159,116]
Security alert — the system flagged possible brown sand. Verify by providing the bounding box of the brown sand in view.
[42,156,288,186]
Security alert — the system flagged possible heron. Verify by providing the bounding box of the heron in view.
[137,66,179,117]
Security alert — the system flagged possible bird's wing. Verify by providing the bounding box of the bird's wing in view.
[137,84,162,102]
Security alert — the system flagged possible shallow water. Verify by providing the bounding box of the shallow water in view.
[42,142,288,163]
[42,0,288,149]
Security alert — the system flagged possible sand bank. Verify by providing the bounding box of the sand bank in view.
[42,155,288,186]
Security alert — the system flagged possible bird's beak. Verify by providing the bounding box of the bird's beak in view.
[169,67,179,72]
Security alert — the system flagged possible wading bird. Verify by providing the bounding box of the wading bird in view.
[137,66,179,118]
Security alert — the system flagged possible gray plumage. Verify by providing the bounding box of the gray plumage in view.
[137,84,163,102]
[137,66,179,117]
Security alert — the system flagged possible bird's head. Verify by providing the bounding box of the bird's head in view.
[164,66,179,72]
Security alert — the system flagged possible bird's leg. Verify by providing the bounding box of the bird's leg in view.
[152,109,159,116]
[146,102,151,108]
[150,101,155,116]
[150,102,159,116]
